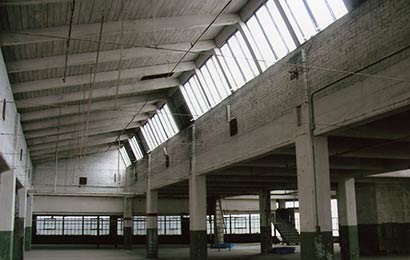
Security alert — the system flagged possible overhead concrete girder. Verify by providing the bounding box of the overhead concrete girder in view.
[12,62,195,94]
[27,122,140,146]
[15,78,178,109]
[30,142,120,163]
[20,97,160,122]
[0,14,240,46]
[30,134,129,156]
[24,117,141,139]
[7,41,215,73]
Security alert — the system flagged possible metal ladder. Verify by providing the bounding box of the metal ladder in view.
[214,198,230,250]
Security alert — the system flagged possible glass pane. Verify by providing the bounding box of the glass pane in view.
[189,78,210,114]
[246,16,276,67]
[266,0,297,51]
[241,24,269,71]
[209,57,231,98]
[256,5,288,59]
[306,0,334,30]
[141,127,154,151]
[129,137,143,160]
[163,104,179,134]
[220,44,245,87]
[327,0,348,19]
[281,0,317,40]
[215,48,239,90]
[120,147,131,166]
[183,82,203,118]
[196,68,219,106]
[157,109,173,138]
[235,33,259,77]
[145,124,160,148]
[180,85,199,118]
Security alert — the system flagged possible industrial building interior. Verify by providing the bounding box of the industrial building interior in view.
[1,0,410,259]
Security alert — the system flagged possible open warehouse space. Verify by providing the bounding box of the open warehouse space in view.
[1,0,410,259]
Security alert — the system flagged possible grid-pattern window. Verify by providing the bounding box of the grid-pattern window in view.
[133,216,146,235]
[206,215,214,235]
[36,216,63,235]
[230,214,249,234]
[36,216,110,236]
[141,104,179,151]
[63,216,83,235]
[129,136,144,160]
[117,218,123,236]
[83,216,99,235]
[119,147,131,167]
[249,214,260,233]
[207,214,261,235]
[158,216,166,235]
[165,216,182,235]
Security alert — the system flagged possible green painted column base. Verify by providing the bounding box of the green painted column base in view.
[123,227,132,250]
[260,226,272,254]
[24,227,32,251]
[13,218,24,260]
[190,230,207,260]
[300,231,334,260]
[339,225,359,260]
[0,231,13,260]
[146,228,158,259]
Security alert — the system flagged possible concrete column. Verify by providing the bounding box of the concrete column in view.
[338,178,359,260]
[259,190,272,254]
[278,199,286,209]
[295,135,333,260]
[123,196,133,250]
[189,174,207,260]
[146,189,158,258]
[0,170,16,260]
[13,188,26,260]
[25,194,33,251]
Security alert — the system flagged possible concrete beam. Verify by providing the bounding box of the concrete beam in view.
[15,78,179,109]
[31,144,120,163]
[27,122,139,146]
[0,14,240,46]
[20,97,160,122]
[7,41,214,73]
[30,135,129,156]
[25,117,140,139]
[13,62,194,94]
[30,133,128,152]
[22,111,148,131]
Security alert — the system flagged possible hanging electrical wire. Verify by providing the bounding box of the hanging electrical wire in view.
[62,0,76,83]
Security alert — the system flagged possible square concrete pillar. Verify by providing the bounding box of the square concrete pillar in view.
[259,190,272,254]
[123,196,133,250]
[146,189,158,258]
[338,178,359,260]
[0,170,16,260]
[25,194,33,251]
[13,188,26,260]
[189,174,207,260]
[296,134,334,260]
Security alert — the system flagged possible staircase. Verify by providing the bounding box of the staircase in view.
[273,213,300,244]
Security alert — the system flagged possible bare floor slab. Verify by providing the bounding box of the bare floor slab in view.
[25,244,410,260]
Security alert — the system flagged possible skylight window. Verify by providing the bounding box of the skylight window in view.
[180,52,234,119]
[129,136,143,160]
[119,146,131,167]
[179,0,348,121]
[278,0,347,43]
[141,104,179,151]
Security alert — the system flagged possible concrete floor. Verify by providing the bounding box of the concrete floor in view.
[25,244,410,260]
